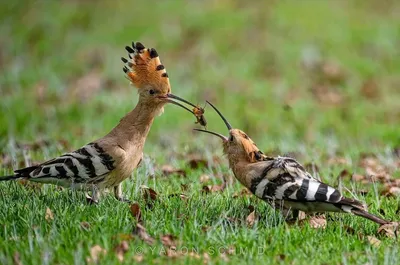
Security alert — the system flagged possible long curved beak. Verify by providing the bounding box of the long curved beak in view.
[193,129,228,141]
[206,100,232,130]
[193,100,232,142]
[163,93,198,115]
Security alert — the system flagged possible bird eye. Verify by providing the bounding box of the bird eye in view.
[149,89,155,95]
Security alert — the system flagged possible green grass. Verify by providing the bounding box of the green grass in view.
[1,0,400,264]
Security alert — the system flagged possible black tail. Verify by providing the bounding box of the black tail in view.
[337,197,390,225]
[0,175,21,181]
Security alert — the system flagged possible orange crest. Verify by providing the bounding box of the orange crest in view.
[122,42,171,94]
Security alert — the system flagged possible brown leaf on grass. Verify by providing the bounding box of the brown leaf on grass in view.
[140,186,158,202]
[381,186,400,197]
[133,223,155,245]
[161,165,186,177]
[360,79,380,100]
[70,71,104,103]
[321,61,346,84]
[233,188,252,198]
[339,169,351,179]
[359,155,391,183]
[311,85,344,106]
[133,255,144,263]
[114,240,129,262]
[13,252,22,265]
[367,236,381,247]
[187,155,208,169]
[80,222,91,231]
[87,245,107,264]
[344,225,355,235]
[327,157,349,166]
[199,174,211,183]
[246,211,256,227]
[352,174,365,183]
[45,207,54,221]
[308,215,327,229]
[377,222,399,238]
[161,234,178,248]
[130,203,142,222]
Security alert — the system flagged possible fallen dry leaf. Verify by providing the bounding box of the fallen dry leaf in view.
[133,255,144,263]
[311,84,344,106]
[321,61,346,84]
[87,245,107,264]
[140,186,158,208]
[80,222,91,231]
[133,223,155,245]
[130,203,142,222]
[187,156,208,169]
[161,165,186,177]
[199,174,211,183]
[352,174,365,182]
[360,79,380,100]
[367,236,381,247]
[233,188,252,198]
[45,207,54,221]
[308,215,327,229]
[161,234,178,248]
[381,186,400,197]
[377,222,399,238]
[246,211,256,227]
[114,240,129,262]
[344,225,355,235]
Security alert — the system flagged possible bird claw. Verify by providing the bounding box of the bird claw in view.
[86,196,99,205]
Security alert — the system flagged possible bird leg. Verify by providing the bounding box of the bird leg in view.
[114,184,131,203]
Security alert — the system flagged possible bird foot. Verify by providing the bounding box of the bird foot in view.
[85,194,99,205]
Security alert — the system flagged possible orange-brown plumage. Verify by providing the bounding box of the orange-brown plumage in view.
[1,41,202,204]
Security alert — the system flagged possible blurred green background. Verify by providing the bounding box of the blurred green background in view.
[1,0,399,158]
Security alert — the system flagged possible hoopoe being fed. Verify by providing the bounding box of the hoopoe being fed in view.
[1,42,202,203]
[194,101,390,225]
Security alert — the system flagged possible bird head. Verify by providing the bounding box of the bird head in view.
[122,41,199,116]
[194,101,263,164]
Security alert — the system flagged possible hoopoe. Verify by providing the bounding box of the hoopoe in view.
[194,101,390,225]
[0,41,202,203]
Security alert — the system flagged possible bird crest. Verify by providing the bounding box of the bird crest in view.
[122,42,171,94]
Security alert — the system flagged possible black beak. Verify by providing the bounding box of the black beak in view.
[193,129,228,141]
[164,93,198,115]
[206,100,232,130]
[193,100,232,141]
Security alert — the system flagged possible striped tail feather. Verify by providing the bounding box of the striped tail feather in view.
[337,197,390,225]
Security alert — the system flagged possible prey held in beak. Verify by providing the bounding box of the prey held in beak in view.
[193,100,232,141]
[165,94,207,127]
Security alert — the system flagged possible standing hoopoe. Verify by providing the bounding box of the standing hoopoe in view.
[0,42,202,203]
[194,101,390,225]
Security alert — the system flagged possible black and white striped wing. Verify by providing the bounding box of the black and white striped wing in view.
[16,143,115,185]
[250,157,342,204]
